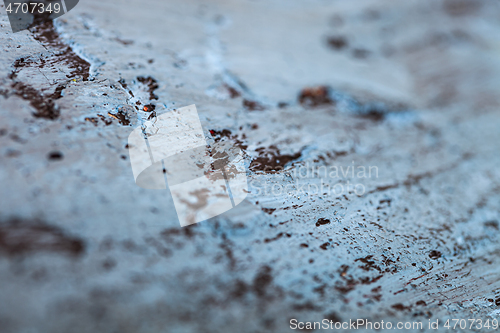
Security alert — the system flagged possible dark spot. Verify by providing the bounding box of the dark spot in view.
[316,218,331,227]
[262,208,276,215]
[416,300,427,306]
[209,129,248,151]
[108,109,131,126]
[223,83,241,98]
[118,78,128,89]
[11,82,63,120]
[231,280,249,298]
[300,243,309,248]
[391,303,411,311]
[320,242,330,250]
[243,99,265,111]
[484,220,499,230]
[143,104,156,112]
[496,298,500,307]
[0,218,85,256]
[429,250,442,260]
[327,36,348,50]
[48,151,63,161]
[298,86,333,108]
[253,265,273,297]
[325,312,341,323]
[137,76,159,100]
[114,37,134,45]
[250,145,302,173]
[277,102,288,108]
[264,233,284,243]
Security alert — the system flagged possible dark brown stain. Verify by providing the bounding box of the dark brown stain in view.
[320,242,330,250]
[264,232,284,243]
[262,208,276,215]
[209,129,248,151]
[429,250,442,260]
[243,99,265,111]
[253,265,273,298]
[316,218,331,227]
[355,255,382,272]
[327,36,348,50]
[47,151,64,161]
[298,86,333,107]
[0,218,85,256]
[7,17,91,121]
[250,145,302,173]
[143,104,156,112]
[10,82,63,120]
[223,83,241,98]
[137,76,159,100]
[108,110,131,126]
[391,303,412,311]
[29,20,90,81]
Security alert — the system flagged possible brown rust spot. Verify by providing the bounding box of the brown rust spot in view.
[250,145,302,173]
[298,86,333,107]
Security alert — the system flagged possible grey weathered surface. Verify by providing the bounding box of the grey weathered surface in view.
[0,0,499,332]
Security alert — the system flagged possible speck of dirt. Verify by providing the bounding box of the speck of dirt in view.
[391,303,412,311]
[429,250,442,260]
[250,145,302,173]
[320,242,330,250]
[47,151,64,161]
[223,83,241,98]
[327,36,348,50]
[0,218,85,256]
[137,76,159,100]
[298,86,333,108]
[262,208,276,215]
[496,298,500,306]
[108,110,131,126]
[416,300,427,306]
[143,104,156,112]
[243,99,265,111]
[316,218,331,227]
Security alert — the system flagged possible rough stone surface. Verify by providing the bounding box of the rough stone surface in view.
[0,0,499,332]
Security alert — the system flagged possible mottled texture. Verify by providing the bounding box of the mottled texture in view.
[0,0,499,332]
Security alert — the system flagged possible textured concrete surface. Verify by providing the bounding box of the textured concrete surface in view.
[0,0,499,332]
